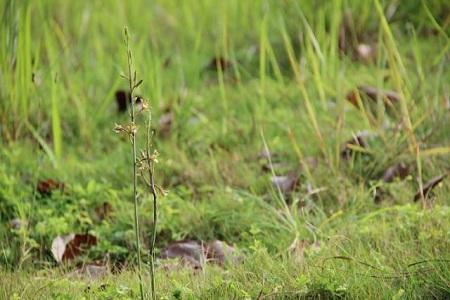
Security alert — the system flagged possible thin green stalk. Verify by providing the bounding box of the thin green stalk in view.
[146,123,158,300]
[124,27,144,300]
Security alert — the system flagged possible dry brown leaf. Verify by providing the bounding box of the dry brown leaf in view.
[261,162,286,173]
[205,240,235,265]
[358,86,400,104]
[159,239,236,270]
[414,174,447,202]
[81,264,108,279]
[382,162,409,183]
[36,179,65,196]
[259,147,284,172]
[270,171,299,194]
[206,57,232,72]
[259,147,278,161]
[346,86,401,114]
[51,233,97,262]
[341,132,370,160]
[159,240,205,269]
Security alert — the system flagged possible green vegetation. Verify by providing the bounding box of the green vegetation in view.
[1,0,449,299]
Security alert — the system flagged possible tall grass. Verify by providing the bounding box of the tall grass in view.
[0,0,449,299]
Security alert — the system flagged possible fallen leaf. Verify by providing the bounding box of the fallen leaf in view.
[205,57,232,72]
[51,233,97,262]
[82,264,108,279]
[261,162,286,173]
[341,132,370,160]
[205,240,235,265]
[259,148,284,172]
[382,162,409,183]
[259,147,278,161]
[52,234,75,262]
[159,239,237,269]
[70,262,108,280]
[159,240,205,269]
[270,171,299,194]
[414,174,447,202]
[347,86,400,109]
[36,179,65,196]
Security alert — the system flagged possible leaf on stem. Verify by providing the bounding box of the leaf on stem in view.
[133,79,143,91]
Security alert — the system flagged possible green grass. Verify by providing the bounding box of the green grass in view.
[1,0,449,299]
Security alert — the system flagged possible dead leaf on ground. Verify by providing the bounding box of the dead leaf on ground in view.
[205,240,235,266]
[341,131,370,160]
[346,86,400,110]
[81,264,108,279]
[358,86,400,104]
[414,174,447,202]
[270,171,299,194]
[69,262,108,279]
[159,240,205,269]
[51,233,98,262]
[259,147,278,161]
[374,163,410,203]
[382,162,410,183]
[259,148,285,172]
[205,57,232,72]
[262,162,286,173]
[159,239,236,270]
[36,179,65,196]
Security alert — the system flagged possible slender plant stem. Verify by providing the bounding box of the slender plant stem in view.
[147,133,158,300]
[124,27,144,300]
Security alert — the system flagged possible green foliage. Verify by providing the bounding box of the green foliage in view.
[1,0,449,299]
